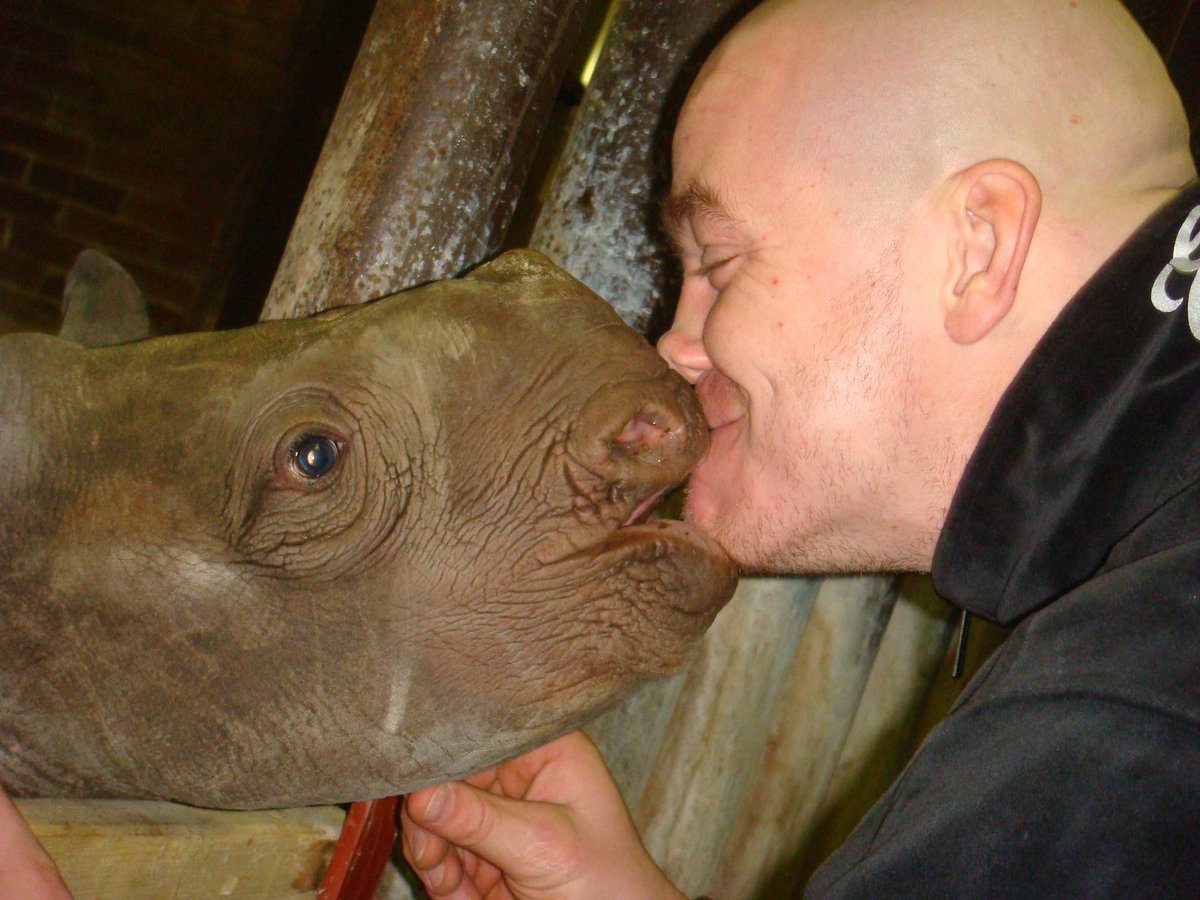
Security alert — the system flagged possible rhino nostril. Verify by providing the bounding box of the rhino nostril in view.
[614,412,671,453]
[575,382,702,476]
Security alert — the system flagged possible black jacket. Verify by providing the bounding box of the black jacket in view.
[808,182,1200,897]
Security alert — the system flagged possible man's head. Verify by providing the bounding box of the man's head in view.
[659,0,1196,574]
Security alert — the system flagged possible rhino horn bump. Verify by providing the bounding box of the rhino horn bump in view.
[466,249,571,286]
[60,249,152,348]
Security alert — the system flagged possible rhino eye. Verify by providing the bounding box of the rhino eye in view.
[290,434,340,479]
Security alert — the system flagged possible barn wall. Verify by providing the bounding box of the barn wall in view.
[0,0,371,335]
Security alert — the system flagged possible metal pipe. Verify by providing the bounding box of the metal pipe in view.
[263,0,587,320]
[530,0,756,333]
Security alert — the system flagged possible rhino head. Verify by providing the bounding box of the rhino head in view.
[0,250,735,808]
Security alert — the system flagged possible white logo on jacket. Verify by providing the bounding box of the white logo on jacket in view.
[1151,204,1200,338]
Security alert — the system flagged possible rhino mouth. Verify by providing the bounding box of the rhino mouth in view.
[565,374,737,617]
[603,520,734,620]
[599,398,702,531]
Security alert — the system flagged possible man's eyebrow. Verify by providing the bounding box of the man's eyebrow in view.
[660,180,742,246]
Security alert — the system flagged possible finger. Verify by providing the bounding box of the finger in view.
[407,781,576,883]
[421,850,500,900]
[497,730,608,804]
[463,852,505,897]
[404,803,493,900]
[402,825,450,873]
[400,804,450,871]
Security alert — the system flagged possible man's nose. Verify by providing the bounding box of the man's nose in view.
[657,325,711,384]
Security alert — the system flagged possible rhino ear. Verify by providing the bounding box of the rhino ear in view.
[59,250,151,348]
[467,250,569,286]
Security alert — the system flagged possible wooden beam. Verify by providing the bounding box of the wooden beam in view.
[634,576,821,891]
[703,576,900,899]
[262,0,588,319]
[16,799,344,899]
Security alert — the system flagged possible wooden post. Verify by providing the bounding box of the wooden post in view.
[530,0,755,330]
[635,577,822,882]
[782,578,957,888]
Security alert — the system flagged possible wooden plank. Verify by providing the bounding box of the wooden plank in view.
[707,576,899,900]
[582,669,690,818]
[775,577,957,892]
[633,575,821,895]
[15,800,344,899]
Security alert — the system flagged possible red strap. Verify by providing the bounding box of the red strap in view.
[318,796,401,899]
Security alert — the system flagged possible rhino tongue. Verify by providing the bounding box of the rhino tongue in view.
[622,485,671,527]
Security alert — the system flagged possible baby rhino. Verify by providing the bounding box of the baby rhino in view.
[0,250,735,808]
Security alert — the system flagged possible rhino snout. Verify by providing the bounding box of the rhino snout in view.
[570,373,709,511]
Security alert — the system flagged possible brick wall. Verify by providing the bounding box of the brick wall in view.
[0,0,319,335]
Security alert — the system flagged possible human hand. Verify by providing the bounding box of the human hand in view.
[401,730,686,900]
[0,784,72,899]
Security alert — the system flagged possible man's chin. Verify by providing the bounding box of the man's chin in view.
[682,491,843,576]
[682,472,814,573]
[682,489,767,572]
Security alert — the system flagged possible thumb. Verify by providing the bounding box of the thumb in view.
[409,782,577,882]
[0,790,72,899]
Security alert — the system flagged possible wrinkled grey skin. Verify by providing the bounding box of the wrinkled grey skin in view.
[0,250,736,808]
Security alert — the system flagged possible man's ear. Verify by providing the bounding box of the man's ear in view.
[941,159,1041,345]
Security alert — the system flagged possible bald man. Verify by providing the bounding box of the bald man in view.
[410,0,1200,895]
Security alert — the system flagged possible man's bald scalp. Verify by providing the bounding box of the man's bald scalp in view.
[702,0,1194,222]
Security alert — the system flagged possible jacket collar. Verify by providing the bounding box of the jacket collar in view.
[933,181,1200,624]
